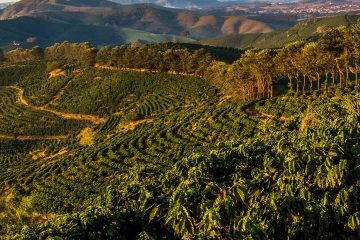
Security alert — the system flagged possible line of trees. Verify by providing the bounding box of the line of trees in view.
[206,22,360,100]
[1,42,213,75]
[96,44,213,75]
[2,20,360,100]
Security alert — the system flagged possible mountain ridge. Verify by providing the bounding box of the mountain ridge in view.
[0,0,279,40]
[199,14,360,48]
[0,0,121,19]
[0,16,195,50]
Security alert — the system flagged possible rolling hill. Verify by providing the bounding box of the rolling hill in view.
[199,15,360,48]
[111,0,245,9]
[0,0,120,19]
[0,0,284,41]
[0,16,195,50]
[1,37,360,239]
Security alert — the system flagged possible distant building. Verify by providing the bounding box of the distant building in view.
[12,41,20,46]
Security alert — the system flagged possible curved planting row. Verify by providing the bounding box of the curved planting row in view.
[0,88,86,137]
[5,100,261,213]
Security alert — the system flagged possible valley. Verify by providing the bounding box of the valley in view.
[0,0,360,239]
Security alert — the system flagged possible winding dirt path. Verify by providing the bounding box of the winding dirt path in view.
[8,86,106,124]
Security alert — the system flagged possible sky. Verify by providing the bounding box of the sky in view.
[0,0,17,3]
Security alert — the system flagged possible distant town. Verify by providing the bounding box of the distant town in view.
[220,0,360,19]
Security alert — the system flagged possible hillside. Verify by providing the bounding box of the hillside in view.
[1,37,360,238]
[0,0,120,19]
[0,0,283,41]
[199,14,360,48]
[0,16,196,50]
[111,0,242,8]
[0,16,123,49]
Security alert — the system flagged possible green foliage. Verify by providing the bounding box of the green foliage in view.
[48,69,216,117]
[2,28,360,239]
[6,93,360,239]
[0,88,85,136]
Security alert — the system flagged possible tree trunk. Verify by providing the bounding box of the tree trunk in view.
[302,75,306,93]
[261,78,266,98]
[325,72,328,94]
[356,70,359,92]
[288,74,293,92]
[355,64,359,92]
[345,48,350,88]
[317,73,321,91]
[340,72,343,89]
[336,61,343,89]
[296,73,300,94]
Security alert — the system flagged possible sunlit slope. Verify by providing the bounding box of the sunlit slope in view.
[199,15,360,48]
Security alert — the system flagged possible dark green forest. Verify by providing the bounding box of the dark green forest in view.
[0,20,360,240]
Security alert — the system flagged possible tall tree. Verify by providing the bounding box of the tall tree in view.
[300,42,324,92]
[350,19,360,91]
[318,26,351,89]
[276,41,304,94]
[29,46,45,60]
[0,49,4,63]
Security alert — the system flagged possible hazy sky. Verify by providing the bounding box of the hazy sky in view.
[0,0,17,3]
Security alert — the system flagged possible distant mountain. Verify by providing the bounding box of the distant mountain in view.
[199,15,360,48]
[110,0,304,9]
[0,16,194,50]
[111,0,238,9]
[0,0,281,40]
[0,2,13,9]
[0,0,120,19]
[0,16,122,49]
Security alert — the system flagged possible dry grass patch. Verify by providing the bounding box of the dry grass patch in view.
[78,127,96,146]
[49,68,65,78]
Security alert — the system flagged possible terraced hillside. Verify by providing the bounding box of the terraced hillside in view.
[0,87,86,138]
[1,45,360,239]
[0,61,261,233]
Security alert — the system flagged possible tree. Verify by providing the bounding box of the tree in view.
[204,61,229,93]
[29,46,44,60]
[318,27,351,89]
[96,46,112,66]
[0,48,4,63]
[256,49,277,98]
[350,19,360,91]
[45,41,97,67]
[275,41,304,94]
[300,42,323,92]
